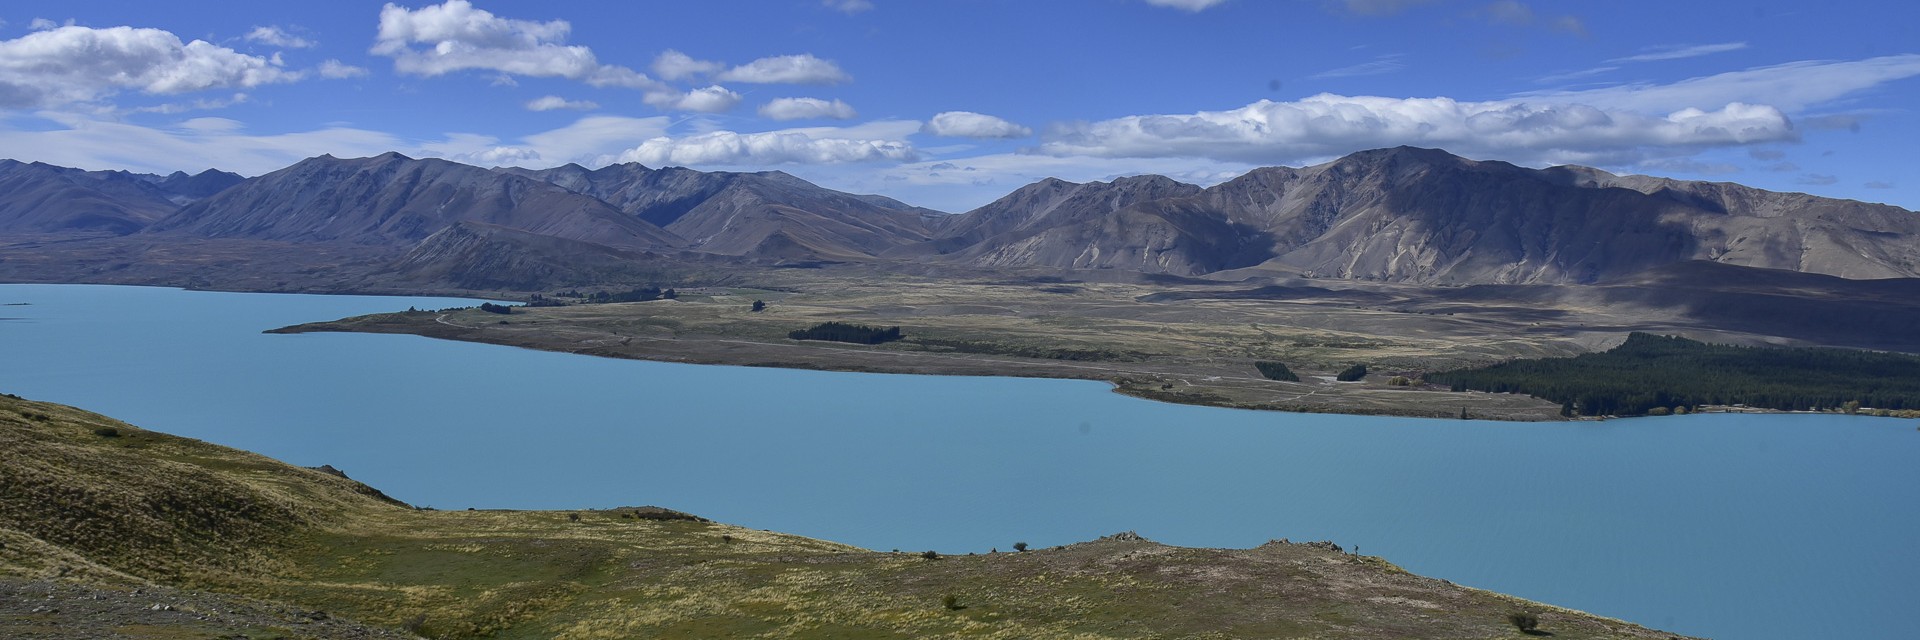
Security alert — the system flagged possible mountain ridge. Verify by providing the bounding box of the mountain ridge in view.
[2,147,1915,290]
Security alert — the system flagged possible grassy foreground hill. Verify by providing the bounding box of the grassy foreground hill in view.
[1,393,1693,639]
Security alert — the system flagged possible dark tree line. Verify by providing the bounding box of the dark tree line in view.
[1335,364,1368,382]
[1427,333,1920,416]
[555,286,677,303]
[478,302,513,314]
[1254,361,1299,382]
[788,322,903,345]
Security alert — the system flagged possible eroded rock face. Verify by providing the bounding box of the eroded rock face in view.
[929,146,1920,283]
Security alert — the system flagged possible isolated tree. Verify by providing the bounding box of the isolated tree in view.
[1012,541,1029,552]
[751,300,766,312]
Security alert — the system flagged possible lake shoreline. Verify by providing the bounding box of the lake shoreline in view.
[270,309,1577,422]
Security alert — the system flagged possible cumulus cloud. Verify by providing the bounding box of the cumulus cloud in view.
[1037,94,1795,166]
[1144,0,1229,11]
[0,25,301,108]
[823,0,875,14]
[924,111,1032,138]
[526,95,598,111]
[244,26,314,49]
[1607,42,1747,64]
[716,54,850,85]
[651,49,723,81]
[318,59,370,79]
[28,18,64,31]
[759,97,857,120]
[643,85,742,113]
[619,131,915,166]
[615,120,920,166]
[372,0,664,91]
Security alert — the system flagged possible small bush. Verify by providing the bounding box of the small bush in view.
[1012,541,1028,552]
[751,300,766,312]
[92,427,120,438]
[1254,361,1299,382]
[1387,376,1411,386]
[1336,364,1368,382]
[942,594,965,610]
[1647,406,1671,416]
[1507,611,1539,633]
[921,550,940,560]
[567,513,580,522]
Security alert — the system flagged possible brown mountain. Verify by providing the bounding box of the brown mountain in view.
[503,163,942,260]
[0,160,183,234]
[148,153,684,251]
[385,221,687,291]
[936,147,1920,283]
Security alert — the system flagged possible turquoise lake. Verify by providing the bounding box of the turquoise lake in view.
[2,283,1916,639]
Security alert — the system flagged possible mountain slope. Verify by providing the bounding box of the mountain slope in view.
[387,221,686,290]
[505,163,940,260]
[149,153,684,251]
[0,160,182,234]
[940,147,1920,283]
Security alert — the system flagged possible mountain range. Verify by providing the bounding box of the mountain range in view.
[2,146,1916,290]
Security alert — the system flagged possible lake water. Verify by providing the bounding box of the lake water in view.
[2,283,1915,639]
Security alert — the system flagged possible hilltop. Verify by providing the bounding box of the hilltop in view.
[1,392,1693,639]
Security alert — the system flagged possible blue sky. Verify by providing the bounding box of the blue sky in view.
[0,0,1914,212]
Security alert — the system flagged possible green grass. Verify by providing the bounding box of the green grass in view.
[1,393,1695,639]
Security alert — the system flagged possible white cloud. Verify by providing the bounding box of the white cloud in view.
[923,111,1032,138]
[615,120,920,166]
[128,92,251,115]
[372,0,665,91]
[1037,94,1795,166]
[176,117,246,133]
[1310,55,1405,79]
[716,54,850,85]
[1482,0,1533,25]
[1477,1,1585,36]
[525,115,672,164]
[1607,42,1747,64]
[823,0,875,14]
[651,49,723,81]
[644,85,742,113]
[525,95,599,111]
[1524,54,1920,113]
[28,18,64,31]
[0,112,402,175]
[1144,0,1228,10]
[1339,0,1430,16]
[0,25,301,109]
[244,26,315,49]
[758,97,857,120]
[318,59,370,79]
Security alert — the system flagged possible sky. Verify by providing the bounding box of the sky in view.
[0,0,1914,213]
